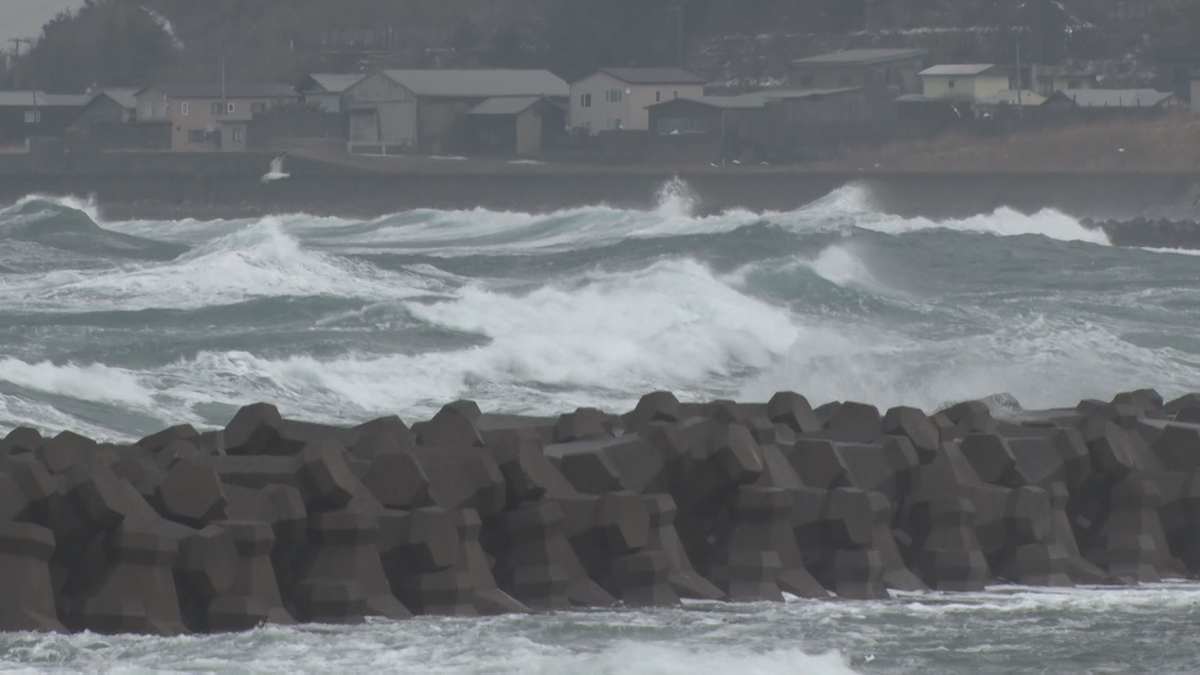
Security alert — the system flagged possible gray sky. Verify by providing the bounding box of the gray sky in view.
[0,0,86,50]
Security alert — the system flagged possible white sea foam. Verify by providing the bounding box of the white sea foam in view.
[807,243,882,289]
[0,358,156,407]
[0,218,451,312]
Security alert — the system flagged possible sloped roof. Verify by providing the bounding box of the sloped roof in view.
[920,64,997,76]
[301,73,366,93]
[1054,89,1174,107]
[468,96,543,115]
[139,83,298,99]
[648,87,862,110]
[382,69,568,98]
[793,49,928,67]
[596,67,707,85]
[100,89,139,109]
[0,91,89,107]
[974,90,1048,106]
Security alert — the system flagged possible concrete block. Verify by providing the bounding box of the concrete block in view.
[767,391,822,434]
[297,441,358,511]
[489,500,573,611]
[206,521,294,631]
[824,401,883,443]
[0,521,64,632]
[1,427,43,455]
[66,528,187,636]
[36,431,97,475]
[641,494,724,601]
[783,438,848,490]
[362,451,434,510]
[485,428,576,503]
[622,391,682,431]
[960,434,1024,487]
[941,400,998,436]
[553,407,619,442]
[154,459,228,526]
[223,403,286,455]
[1151,424,1200,473]
[1083,420,1135,481]
[883,406,940,462]
[416,401,485,447]
[410,447,507,517]
[611,551,678,606]
[0,460,60,525]
[135,425,201,455]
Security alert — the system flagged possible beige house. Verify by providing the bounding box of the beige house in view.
[1033,66,1098,96]
[570,67,706,133]
[134,83,298,151]
[919,64,1010,101]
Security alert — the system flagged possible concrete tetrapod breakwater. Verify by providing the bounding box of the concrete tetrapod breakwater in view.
[1,390,1199,634]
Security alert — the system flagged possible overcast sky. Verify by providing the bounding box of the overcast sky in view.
[0,0,86,49]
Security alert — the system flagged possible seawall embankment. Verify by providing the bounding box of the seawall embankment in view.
[1,152,1198,221]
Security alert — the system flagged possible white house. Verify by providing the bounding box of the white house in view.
[569,67,707,133]
[919,64,1011,101]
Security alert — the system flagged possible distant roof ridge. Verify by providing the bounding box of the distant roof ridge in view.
[793,48,928,67]
[595,67,708,84]
[381,69,568,98]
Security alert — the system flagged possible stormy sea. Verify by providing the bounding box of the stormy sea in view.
[2,181,1200,673]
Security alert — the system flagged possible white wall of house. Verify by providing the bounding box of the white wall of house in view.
[569,72,703,133]
[922,73,1010,101]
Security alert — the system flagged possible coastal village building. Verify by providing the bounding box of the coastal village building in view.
[1045,89,1178,119]
[918,65,1010,102]
[646,87,868,163]
[1032,65,1098,96]
[73,89,168,150]
[464,96,567,156]
[790,49,927,124]
[569,67,707,133]
[133,83,298,152]
[296,74,366,113]
[340,69,568,155]
[0,91,89,146]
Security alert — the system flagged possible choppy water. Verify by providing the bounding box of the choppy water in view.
[2,584,1199,674]
[3,180,1200,672]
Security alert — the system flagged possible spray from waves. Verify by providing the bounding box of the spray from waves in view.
[300,177,764,256]
[0,358,155,408]
[807,243,882,290]
[0,217,459,312]
[740,312,1200,413]
[0,193,102,224]
[775,183,1112,245]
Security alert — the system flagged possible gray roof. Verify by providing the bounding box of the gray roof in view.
[919,64,997,76]
[648,87,861,110]
[100,89,139,109]
[139,83,298,99]
[974,90,1045,106]
[0,91,89,107]
[793,49,928,67]
[596,67,707,85]
[1055,89,1175,107]
[382,69,568,98]
[468,96,543,115]
[301,73,366,93]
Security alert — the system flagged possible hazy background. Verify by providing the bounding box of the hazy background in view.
[0,0,85,45]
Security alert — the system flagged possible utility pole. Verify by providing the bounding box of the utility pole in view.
[8,38,32,90]
[865,0,871,34]
[1015,43,1023,119]
[675,3,684,68]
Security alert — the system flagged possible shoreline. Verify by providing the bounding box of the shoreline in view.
[1,151,1199,222]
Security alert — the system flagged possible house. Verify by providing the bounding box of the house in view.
[296,74,366,113]
[790,49,926,93]
[1156,49,1200,103]
[134,82,298,151]
[646,87,869,163]
[1032,65,1097,96]
[1045,89,1178,119]
[569,67,707,134]
[1190,71,1200,111]
[971,90,1048,116]
[341,69,569,155]
[464,96,567,156]
[919,65,1010,102]
[0,91,90,146]
[72,89,171,150]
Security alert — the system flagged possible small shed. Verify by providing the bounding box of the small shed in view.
[1045,89,1177,120]
[464,96,566,156]
[0,91,90,145]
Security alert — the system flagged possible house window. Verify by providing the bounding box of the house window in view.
[658,117,707,135]
[188,130,206,143]
[580,93,592,108]
[212,101,222,114]
[605,118,623,130]
[656,91,662,102]
[24,110,40,124]
[232,128,245,143]
[605,89,623,103]
[227,102,236,114]
[1067,79,1082,89]
[181,102,189,116]
[800,75,814,87]
[251,102,266,114]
